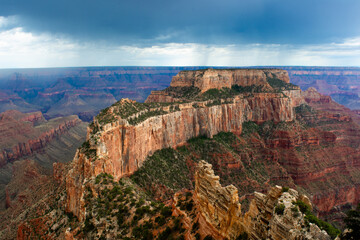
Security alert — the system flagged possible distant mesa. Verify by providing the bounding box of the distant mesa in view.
[146,68,299,103]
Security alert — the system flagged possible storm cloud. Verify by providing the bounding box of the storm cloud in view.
[0,0,359,67]
[1,0,360,45]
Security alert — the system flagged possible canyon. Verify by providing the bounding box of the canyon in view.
[65,69,301,221]
[1,68,359,239]
[0,110,87,238]
[0,110,84,168]
[63,69,359,235]
[0,67,202,121]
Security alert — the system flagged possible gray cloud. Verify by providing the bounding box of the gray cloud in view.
[1,0,360,46]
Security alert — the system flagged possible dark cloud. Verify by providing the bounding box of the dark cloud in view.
[1,0,360,45]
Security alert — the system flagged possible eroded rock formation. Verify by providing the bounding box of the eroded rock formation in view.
[195,160,330,240]
[195,160,243,239]
[145,68,296,103]
[0,110,83,167]
[65,68,302,220]
[169,68,289,92]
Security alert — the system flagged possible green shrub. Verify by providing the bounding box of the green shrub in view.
[294,200,311,214]
[295,104,315,115]
[195,233,201,240]
[232,84,265,93]
[266,73,297,91]
[158,227,172,240]
[342,203,360,239]
[83,216,95,233]
[241,121,260,136]
[275,204,285,215]
[160,206,172,218]
[294,200,340,239]
[204,235,214,240]
[155,216,166,226]
[236,232,249,240]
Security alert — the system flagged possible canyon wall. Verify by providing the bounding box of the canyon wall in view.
[170,68,290,92]
[66,91,299,220]
[0,111,83,168]
[283,66,360,110]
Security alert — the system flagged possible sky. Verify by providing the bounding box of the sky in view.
[0,0,360,68]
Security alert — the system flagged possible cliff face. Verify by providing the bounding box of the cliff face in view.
[194,160,330,240]
[169,68,289,92]
[0,111,87,238]
[194,160,243,239]
[66,91,299,220]
[145,68,296,103]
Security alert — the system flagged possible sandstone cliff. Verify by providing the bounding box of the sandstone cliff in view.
[145,68,297,103]
[64,69,360,231]
[66,89,300,220]
[194,160,243,239]
[10,68,360,239]
[169,68,290,92]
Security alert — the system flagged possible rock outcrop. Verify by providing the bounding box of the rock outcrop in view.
[145,68,297,103]
[66,68,301,220]
[195,160,330,240]
[284,66,360,109]
[195,160,243,239]
[169,68,289,92]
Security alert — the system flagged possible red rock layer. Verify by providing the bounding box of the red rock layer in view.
[169,69,289,92]
[66,91,300,220]
[145,90,178,103]
[0,111,82,168]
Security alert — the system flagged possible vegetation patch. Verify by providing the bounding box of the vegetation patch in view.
[294,200,340,239]
[342,203,360,240]
[95,98,182,125]
[295,104,317,116]
[81,173,185,239]
[165,86,201,99]
[80,140,97,160]
[131,148,192,199]
[275,204,285,215]
[266,73,297,91]
[241,121,260,136]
